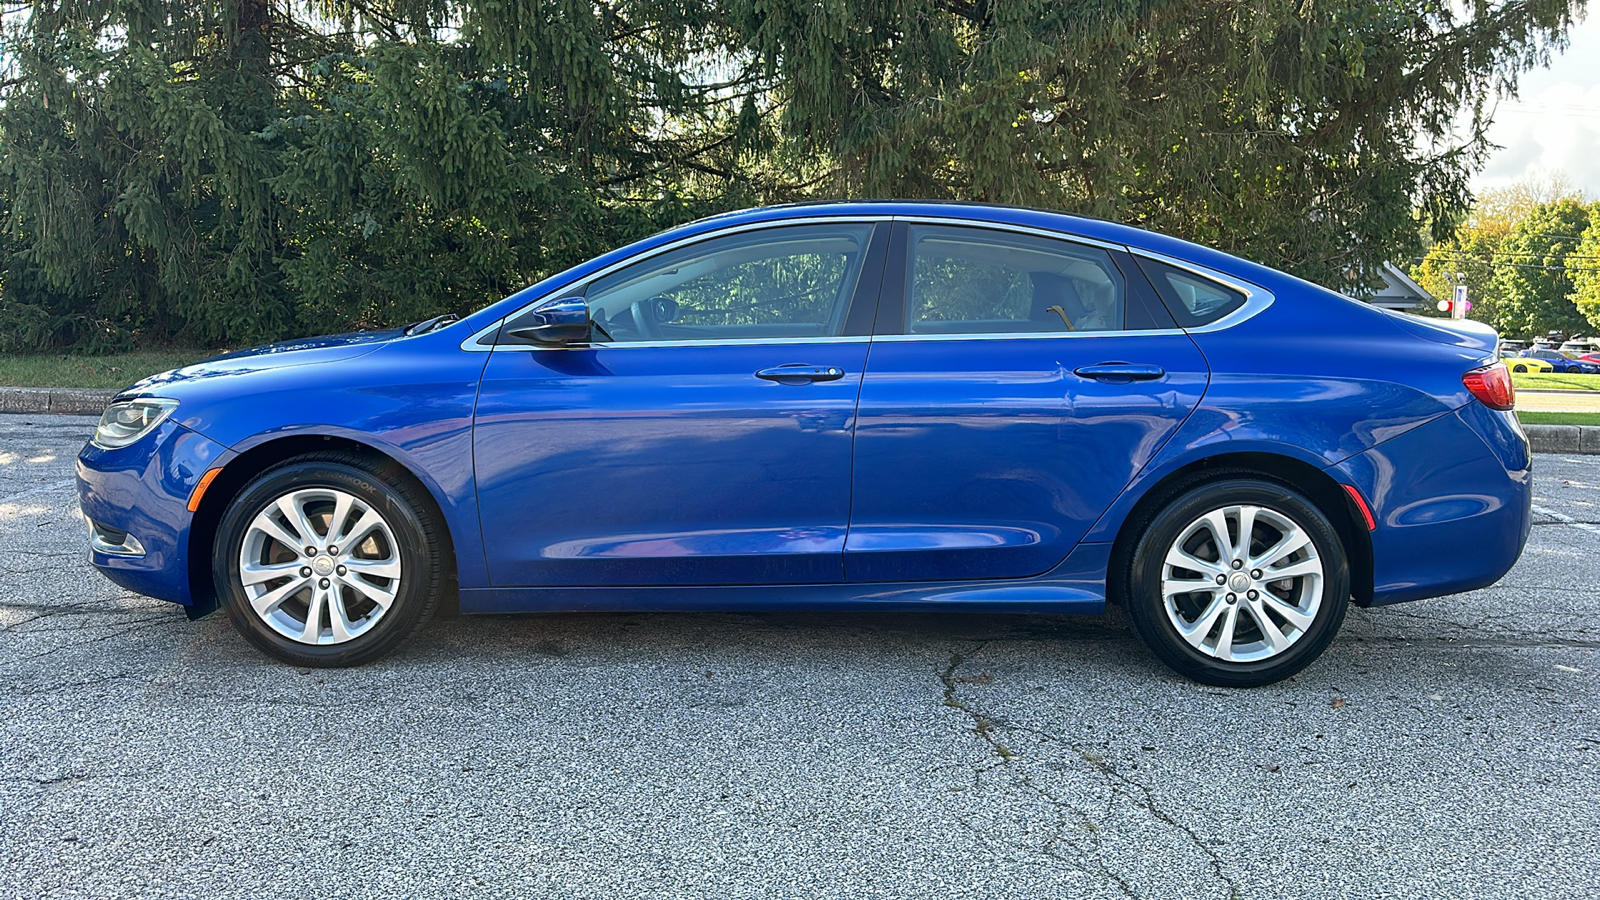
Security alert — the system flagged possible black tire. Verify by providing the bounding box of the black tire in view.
[1512,364,1528,373]
[1124,477,1349,687]
[213,453,446,666]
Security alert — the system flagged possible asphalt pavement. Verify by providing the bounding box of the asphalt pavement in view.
[1,413,1596,900]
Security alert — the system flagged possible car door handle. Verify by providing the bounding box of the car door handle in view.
[1072,362,1167,382]
[756,364,847,384]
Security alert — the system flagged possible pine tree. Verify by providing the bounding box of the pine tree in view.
[0,0,1589,351]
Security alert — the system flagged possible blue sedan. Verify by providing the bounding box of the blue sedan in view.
[1520,348,1600,375]
[77,202,1532,686]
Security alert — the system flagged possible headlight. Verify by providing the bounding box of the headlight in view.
[92,398,179,449]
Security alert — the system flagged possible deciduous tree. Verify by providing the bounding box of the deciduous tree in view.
[1490,197,1595,339]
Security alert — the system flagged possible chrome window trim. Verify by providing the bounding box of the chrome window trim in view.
[874,328,1186,343]
[1127,248,1275,332]
[478,335,873,352]
[887,215,1126,253]
[461,215,885,352]
[462,212,1273,351]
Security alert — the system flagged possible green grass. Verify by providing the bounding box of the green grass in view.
[0,350,209,389]
[1517,411,1600,426]
[1510,371,1600,392]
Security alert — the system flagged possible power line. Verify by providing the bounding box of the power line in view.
[1411,255,1600,272]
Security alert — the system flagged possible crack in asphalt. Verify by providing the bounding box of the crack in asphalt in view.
[2,670,147,696]
[939,648,1241,900]
[939,645,1015,761]
[0,619,178,664]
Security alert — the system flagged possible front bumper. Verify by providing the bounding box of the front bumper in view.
[77,421,233,607]
[1333,403,1532,606]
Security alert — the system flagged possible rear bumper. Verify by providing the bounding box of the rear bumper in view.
[76,422,232,607]
[1333,404,1531,606]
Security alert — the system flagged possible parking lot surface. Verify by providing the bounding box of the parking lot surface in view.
[2,413,1596,899]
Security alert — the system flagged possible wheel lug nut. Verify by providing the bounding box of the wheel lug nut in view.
[1247,589,1258,600]
[305,546,316,557]
[336,566,346,575]
[1215,574,1226,585]
[319,578,330,588]
[1226,594,1237,604]
[300,566,311,577]
[1251,569,1262,579]
[328,545,338,555]
[1231,559,1243,570]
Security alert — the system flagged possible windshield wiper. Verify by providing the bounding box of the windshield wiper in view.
[405,314,459,336]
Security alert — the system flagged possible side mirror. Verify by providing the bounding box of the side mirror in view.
[506,297,590,344]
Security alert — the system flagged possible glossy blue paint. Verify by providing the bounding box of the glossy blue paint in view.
[473,342,869,585]
[118,331,493,590]
[76,200,1533,627]
[458,542,1113,614]
[1332,405,1531,606]
[76,421,233,606]
[846,333,1207,581]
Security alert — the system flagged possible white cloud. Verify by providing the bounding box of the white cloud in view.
[1474,12,1600,197]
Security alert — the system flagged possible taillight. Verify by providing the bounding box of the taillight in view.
[1462,362,1514,410]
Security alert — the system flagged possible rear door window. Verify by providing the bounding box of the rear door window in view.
[904,225,1127,335]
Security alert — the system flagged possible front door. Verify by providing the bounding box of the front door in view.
[846,222,1210,583]
[474,221,885,586]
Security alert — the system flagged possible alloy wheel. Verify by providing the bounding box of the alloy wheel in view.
[1160,504,1324,663]
[238,487,403,645]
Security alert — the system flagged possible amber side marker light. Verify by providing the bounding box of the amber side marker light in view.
[1342,484,1377,532]
[187,467,223,512]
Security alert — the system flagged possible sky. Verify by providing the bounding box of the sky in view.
[1473,9,1600,197]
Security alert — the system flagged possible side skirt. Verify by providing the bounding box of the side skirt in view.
[458,542,1111,615]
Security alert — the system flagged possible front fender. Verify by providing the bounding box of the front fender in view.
[161,335,493,589]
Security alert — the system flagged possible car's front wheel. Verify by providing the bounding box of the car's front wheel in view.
[1125,478,1349,687]
[213,453,444,666]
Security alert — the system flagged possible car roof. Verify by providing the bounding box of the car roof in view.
[463,200,1325,330]
[688,201,1240,265]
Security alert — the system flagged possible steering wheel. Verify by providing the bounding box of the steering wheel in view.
[629,296,678,340]
[629,299,660,340]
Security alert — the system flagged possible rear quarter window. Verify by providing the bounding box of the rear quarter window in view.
[1136,258,1248,328]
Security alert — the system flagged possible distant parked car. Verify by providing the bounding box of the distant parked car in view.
[1501,352,1553,373]
[1521,348,1600,375]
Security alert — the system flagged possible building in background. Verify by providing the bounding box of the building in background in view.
[1355,262,1437,312]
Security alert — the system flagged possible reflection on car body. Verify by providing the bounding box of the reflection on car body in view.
[77,202,1532,686]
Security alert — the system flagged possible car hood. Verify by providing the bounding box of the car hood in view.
[1378,310,1499,356]
[118,329,403,397]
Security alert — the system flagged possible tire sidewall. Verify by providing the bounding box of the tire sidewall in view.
[1126,478,1350,687]
[214,460,431,667]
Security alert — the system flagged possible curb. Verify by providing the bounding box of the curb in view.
[1524,423,1600,455]
[0,387,118,416]
[3,386,1599,454]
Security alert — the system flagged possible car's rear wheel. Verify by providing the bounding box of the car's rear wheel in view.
[1511,364,1528,373]
[1125,478,1349,687]
[214,454,444,666]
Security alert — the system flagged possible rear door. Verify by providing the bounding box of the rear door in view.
[845,222,1210,583]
